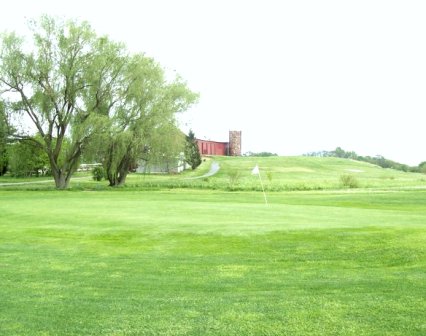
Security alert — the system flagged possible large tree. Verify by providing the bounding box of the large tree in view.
[91,55,198,186]
[0,16,126,188]
[1,16,197,188]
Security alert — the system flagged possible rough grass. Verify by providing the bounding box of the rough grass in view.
[0,189,425,335]
[1,156,425,192]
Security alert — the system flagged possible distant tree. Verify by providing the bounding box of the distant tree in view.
[142,123,186,173]
[303,150,330,157]
[244,151,278,157]
[330,147,417,172]
[333,147,345,158]
[419,162,426,174]
[185,129,201,170]
[331,147,357,159]
[8,138,49,177]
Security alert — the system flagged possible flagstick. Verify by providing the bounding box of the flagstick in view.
[257,172,268,205]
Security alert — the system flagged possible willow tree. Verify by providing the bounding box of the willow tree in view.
[0,16,126,188]
[96,54,198,186]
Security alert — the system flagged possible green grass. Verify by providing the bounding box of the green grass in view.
[2,156,426,192]
[0,189,425,335]
[210,156,426,190]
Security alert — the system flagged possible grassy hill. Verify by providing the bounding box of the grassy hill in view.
[210,155,426,190]
[122,156,426,192]
[1,155,425,191]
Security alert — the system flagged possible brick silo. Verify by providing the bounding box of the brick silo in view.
[228,131,242,156]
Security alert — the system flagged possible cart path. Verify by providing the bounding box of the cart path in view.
[0,176,90,187]
[184,161,220,180]
[0,163,221,186]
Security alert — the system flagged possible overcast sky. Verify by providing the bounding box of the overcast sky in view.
[1,0,425,165]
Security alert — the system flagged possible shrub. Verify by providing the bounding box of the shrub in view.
[340,174,359,188]
[228,170,241,188]
[92,166,105,181]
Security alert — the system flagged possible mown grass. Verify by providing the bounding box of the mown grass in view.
[0,189,425,335]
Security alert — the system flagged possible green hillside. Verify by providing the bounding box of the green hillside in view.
[210,156,426,190]
[135,155,426,192]
[1,156,425,191]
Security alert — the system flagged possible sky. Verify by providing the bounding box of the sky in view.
[1,0,425,165]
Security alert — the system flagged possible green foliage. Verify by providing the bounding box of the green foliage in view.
[309,147,420,173]
[340,174,359,188]
[184,129,201,170]
[0,16,111,188]
[418,161,426,174]
[141,125,187,174]
[7,140,49,177]
[86,54,197,186]
[332,146,358,159]
[92,166,105,181]
[0,16,197,189]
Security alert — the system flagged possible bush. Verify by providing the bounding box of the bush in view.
[92,166,105,181]
[340,174,359,188]
[227,170,241,188]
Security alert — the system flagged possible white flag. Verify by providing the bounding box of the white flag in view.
[251,165,260,175]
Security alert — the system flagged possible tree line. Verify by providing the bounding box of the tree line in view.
[304,147,426,174]
[0,16,199,188]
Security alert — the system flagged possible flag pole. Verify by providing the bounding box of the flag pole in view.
[252,165,268,205]
[258,172,268,205]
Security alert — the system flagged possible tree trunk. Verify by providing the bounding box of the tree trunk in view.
[106,159,130,187]
[52,168,71,189]
[49,141,82,189]
[107,175,117,187]
[108,170,128,187]
[117,169,128,186]
[49,154,75,189]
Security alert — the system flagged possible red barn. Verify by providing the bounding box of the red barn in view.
[196,131,242,156]
[196,139,228,156]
